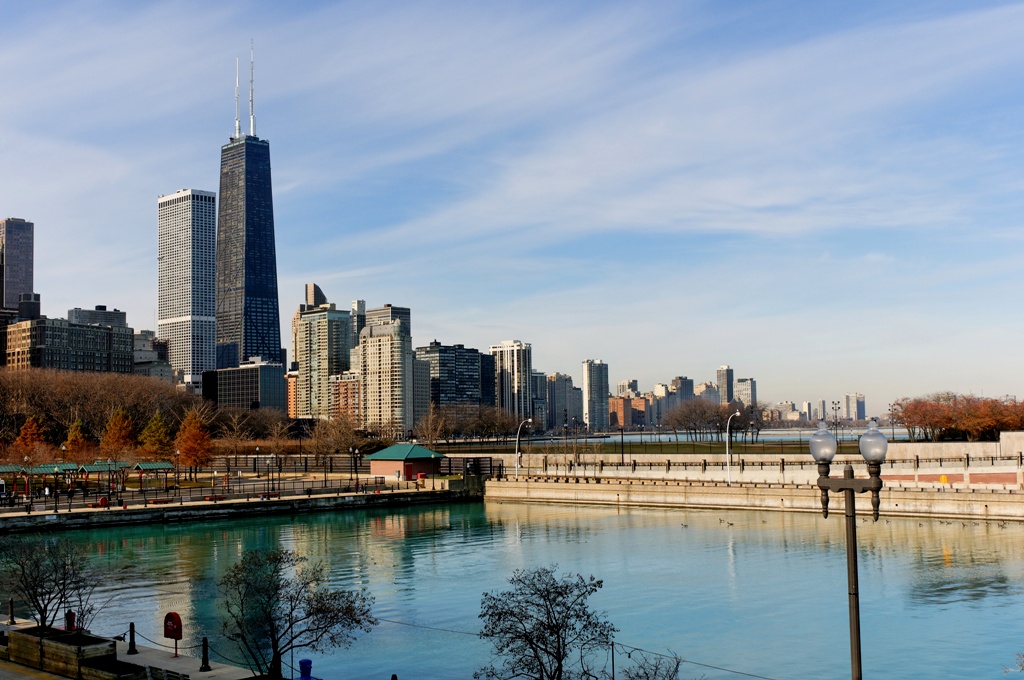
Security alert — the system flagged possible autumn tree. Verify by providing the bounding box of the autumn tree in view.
[62,419,90,461]
[476,566,616,680]
[175,409,213,476]
[219,549,376,680]
[100,408,136,459]
[11,417,47,463]
[138,411,174,460]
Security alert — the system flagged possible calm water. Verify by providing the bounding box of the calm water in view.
[53,502,1024,679]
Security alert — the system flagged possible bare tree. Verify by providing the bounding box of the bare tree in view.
[476,565,616,680]
[219,549,376,680]
[0,537,102,630]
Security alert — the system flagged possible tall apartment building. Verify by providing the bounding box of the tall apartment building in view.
[490,340,532,420]
[845,393,866,421]
[735,378,757,406]
[581,359,609,432]
[350,300,366,351]
[365,304,411,337]
[158,188,217,392]
[546,373,584,433]
[695,381,719,403]
[531,370,548,430]
[816,400,827,423]
[292,295,350,420]
[414,341,495,407]
[215,62,281,369]
[617,379,638,397]
[717,365,734,405]
[0,218,33,309]
[351,320,414,437]
[670,376,694,401]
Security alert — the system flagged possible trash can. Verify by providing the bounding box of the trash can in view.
[299,659,312,678]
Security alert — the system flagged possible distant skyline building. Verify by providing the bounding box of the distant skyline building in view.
[365,303,411,338]
[292,293,350,420]
[216,55,282,369]
[202,357,286,411]
[695,381,719,403]
[581,359,609,432]
[735,377,757,406]
[158,188,217,392]
[670,376,694,401]
[351,320,415,437]
[69,305,127,328]
[546,373,583,433]
[717,365,734,405]
[845,392,866,420]
[414,341,495,407]
[490,340,532,420]
[0,217,33,310]
[6,311,133,374]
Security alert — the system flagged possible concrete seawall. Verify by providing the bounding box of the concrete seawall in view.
[0,488,472,534]
[484,477,1024,521]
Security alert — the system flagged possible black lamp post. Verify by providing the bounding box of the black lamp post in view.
[618,428,624,465]
[174,450,180,495]
[809,419,887,680]
[268,454,275,492]
[514,418,532,480]
[53,467,60,513]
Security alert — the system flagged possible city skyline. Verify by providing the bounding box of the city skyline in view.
[2,2,1024,412]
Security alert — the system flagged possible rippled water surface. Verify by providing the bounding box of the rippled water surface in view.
[52,502,1024,679]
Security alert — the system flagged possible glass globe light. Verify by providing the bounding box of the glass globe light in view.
[808,422,838,463]
[859,419,888,464]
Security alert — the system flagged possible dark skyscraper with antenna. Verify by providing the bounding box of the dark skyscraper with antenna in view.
[216,47,282,368]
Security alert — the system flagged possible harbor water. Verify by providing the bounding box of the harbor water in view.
[55,501,1024,679]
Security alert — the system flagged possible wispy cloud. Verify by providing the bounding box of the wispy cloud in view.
[2,1,1024,409]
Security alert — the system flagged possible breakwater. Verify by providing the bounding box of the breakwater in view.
[485,476,1024,520]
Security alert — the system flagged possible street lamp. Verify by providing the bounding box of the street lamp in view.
[60,444,66,461]
[174,450,180,495]
[514,418,532,480]
[725,409,741,486]
[255,446,260,478]
[268,454,275,492]
[349,447,360,485]
[809,420,887,680]
[53,467,60,513]
[618,428,625,466]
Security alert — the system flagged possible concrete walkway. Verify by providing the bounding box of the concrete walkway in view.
[0,621,250,680]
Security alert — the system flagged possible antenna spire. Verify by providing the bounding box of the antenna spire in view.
[234,58,240,139]
[249,39,255,137]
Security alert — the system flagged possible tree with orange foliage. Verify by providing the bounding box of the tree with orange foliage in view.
[62,419,90,462]
[175,410,212,478]
[12,417,47,461]
[100,409,136,459]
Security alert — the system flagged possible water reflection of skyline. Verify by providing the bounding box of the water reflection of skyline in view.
[56,503,1024,679]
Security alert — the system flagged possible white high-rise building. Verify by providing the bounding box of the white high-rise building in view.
[844,393,866,421]
[157,189,216,392]
[582,359,609,432]
[735,378,757,406]
[489,340,532,419]
[351,320,414,438]
[293,299,350,420]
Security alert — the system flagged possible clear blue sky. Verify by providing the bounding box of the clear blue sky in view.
[2,1,1023,416]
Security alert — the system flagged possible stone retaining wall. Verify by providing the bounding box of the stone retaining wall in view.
[484,478,1024,520]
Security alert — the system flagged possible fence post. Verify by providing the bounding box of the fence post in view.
[128,622,138,655]
[200,637,212,672]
